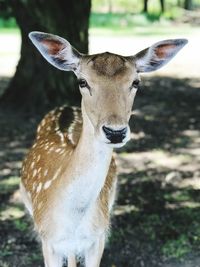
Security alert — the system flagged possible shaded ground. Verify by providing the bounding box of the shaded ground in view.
[0,76,200,267]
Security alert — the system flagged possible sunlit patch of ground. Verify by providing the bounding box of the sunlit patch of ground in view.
[0,30,21,78]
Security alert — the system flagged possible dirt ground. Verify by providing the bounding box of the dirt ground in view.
[0,74,200,267]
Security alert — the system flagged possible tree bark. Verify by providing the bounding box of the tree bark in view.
[184,0,193,10]
[1,0,91,113]
[143,0,149,13]
[160,0,165,13]
[108,0,113,13]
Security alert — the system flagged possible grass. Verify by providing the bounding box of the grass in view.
[89,12,199,36]
[162,235,191,259]
[0,18,17,29]
[13,219,29,231]
[0,176,20,194]
[110,172,200,262]
[0,27,19,34]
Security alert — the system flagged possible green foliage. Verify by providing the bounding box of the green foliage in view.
[162,235,191,259]
[0,176,19,194]
[141,214,161,241]
[13,219,28,231]
[90,12,162,29]
[0,250,13,257]
[0,17,17,28]
[92,0,200,13]
[92,0,142,13]
[90,12,165,29]
[89,12,197,36]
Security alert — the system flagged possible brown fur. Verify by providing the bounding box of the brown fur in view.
[21,106,117,233]
[88,52,127,76]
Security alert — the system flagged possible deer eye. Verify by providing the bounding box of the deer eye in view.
[78,79,88,88]
[78,79,92,96]
[131,79,140,89]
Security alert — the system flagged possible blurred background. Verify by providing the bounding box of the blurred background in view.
[0,1,200,266]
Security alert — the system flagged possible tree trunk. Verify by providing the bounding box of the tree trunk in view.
[177,0,182,7]
[1,0,91,113]
[108,0,113,13]
[160,0,165,13]
[143,0,148,13]
[184,0,193,10]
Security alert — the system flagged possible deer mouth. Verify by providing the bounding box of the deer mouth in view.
[105,140,128,148]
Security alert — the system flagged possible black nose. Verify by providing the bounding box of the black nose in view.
[102,126,127,144]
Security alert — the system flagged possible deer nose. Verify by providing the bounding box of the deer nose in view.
[102,126,127,144]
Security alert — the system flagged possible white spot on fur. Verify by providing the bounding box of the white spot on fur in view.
[44,144,49,150]
[36,182,42,193]
[57,131,65,143]
[49,147,54,152]
[52,167,62,181]
[36,154,41,162]
[33,169,37,177]
[68,130,75,144]
[44,180,52,190]
[61,143,67,147]
[67,107,79,145]
[41,119,46,126]
[33,182,37,191]
[32,143,37,148]
[55,148,62,153]
[59,149,66,155]
[44,169,48,176]
[31,162,35,169]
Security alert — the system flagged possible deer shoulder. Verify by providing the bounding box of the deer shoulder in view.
[21,105,117,227]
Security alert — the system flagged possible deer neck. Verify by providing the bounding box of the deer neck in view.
[60,101,113,209]
[72,100,113,175]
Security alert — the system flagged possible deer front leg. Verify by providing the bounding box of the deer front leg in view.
[85,234,105,267]
[42,241,63,267]
[67,254,76,267]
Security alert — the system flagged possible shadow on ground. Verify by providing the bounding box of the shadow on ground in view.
[0,76,199,267]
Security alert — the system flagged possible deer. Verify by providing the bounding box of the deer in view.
[20,31,187,267]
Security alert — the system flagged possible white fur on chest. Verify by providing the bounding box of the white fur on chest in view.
[49,143,112,256]
[51,203,103,257]
[68,151,109,210]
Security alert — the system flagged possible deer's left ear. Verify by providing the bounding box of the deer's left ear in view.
[29,31,81,72]
[132,39,188,73]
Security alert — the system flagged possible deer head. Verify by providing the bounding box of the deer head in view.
[29,32,187,148]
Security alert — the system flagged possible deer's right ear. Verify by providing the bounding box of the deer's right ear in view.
[29,31,81,72]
